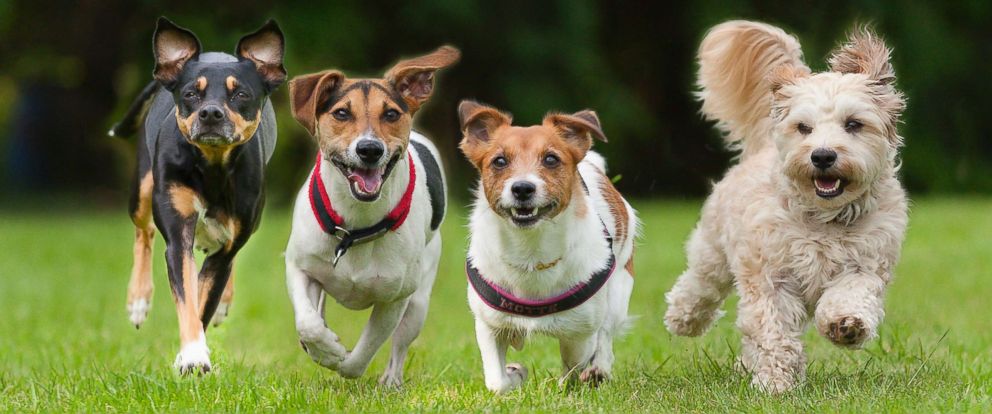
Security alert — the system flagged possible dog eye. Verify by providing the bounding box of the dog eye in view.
[844,119,863,133]
[183,91,198,100]
[542,154,560,168]
[491,156,508,169]
[332,108,352,121]
[234,91,250,100]
[382,109,401,122]
[797,122,813,135]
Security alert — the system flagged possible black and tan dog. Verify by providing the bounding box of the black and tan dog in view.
[109,17,285,374]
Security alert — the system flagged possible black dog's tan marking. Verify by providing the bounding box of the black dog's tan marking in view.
[114,17,285,374]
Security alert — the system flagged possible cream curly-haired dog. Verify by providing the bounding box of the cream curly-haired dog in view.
[664,20,908,393]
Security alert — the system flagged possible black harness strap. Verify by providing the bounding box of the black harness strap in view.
[410,140,445,231]
[466,174,617,317]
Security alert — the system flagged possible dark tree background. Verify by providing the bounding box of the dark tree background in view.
[1,0,989,206]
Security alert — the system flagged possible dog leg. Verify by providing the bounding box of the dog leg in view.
[210,270,235,327]
[379,236,440,387]
[736,272,808,394]
[338,299,409,379]
[559,333,598,386]
[476,321,527,394]
[126,171,155,328]
[665,227,733,336]
[814,272,887,349]
[162,215,211,375]
[288,259,346,370]
[196,252,236,329]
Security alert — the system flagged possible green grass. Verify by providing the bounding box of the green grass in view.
[1,198,990,412]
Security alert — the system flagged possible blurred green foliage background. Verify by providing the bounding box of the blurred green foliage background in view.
[1,0,989,205]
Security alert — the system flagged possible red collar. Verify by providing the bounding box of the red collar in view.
[309,152,416,265]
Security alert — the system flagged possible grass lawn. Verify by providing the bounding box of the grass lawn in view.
[1,198,990,412]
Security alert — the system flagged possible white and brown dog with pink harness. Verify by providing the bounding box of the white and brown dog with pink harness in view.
[458,100,638,393]
[283,46,458,387]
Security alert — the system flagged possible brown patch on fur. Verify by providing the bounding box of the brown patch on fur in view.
[312,79,413,158]
[133,172,154,228]
[168,184,200,217]
[127,172,156,312]
[196,76,207,92]
[289,46,458,146]
[176,252,204,345]
[220,269,235,306]
[288,70,344,136]
[219,213,241,253]
[226,75,238,92]
[625,255,635,277]
[175,108,196,139]
[227,107,261,143]
[599,173,629,245]
[459,102,610,220]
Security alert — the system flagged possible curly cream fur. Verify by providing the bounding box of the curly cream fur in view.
[665,21,909,394]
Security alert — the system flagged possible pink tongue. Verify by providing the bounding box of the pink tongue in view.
[816,177,838,188]
[349,168,383,193]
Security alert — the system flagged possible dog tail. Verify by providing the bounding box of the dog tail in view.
[108,80,159,138]
[696,20,807,156]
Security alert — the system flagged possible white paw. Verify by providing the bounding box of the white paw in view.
[211,302,230,327]
[579,365,610,386]
[337,354,368,379]
[174,338,212,376]
[488,363,528,394]
[127,298,150,329]
[298,323,347,370]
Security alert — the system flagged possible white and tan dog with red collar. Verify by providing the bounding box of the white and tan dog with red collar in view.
[283,46,458,387]
[458,100,637,394]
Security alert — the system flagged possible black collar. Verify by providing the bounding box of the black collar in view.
[466,224,615,317]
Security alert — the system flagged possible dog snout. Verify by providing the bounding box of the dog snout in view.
[510,181,537,202]
[198,105,225,124]
[810,148,837,170]
[356,140,385,164]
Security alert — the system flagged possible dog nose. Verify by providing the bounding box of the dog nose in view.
[511,182,536,201]
[356,140,385,163]
[810,148,837,169]
[198,105,225,123]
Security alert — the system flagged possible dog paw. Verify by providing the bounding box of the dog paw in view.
[211,302,230,327]
[664,305,723,337]
[127,298,151,329]
[298,325,347,370]
[485,363,528,394]
[174,339,212,376]
[826,316,868,348]
[579,365,609,386]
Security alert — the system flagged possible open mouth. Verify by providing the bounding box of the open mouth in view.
[332,154,401,202]
[813,176,847,199]
[193,133,231,146]
[507,204,555,227]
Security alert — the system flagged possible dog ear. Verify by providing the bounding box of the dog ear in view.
[289,70,345,136]
[828,26,906,145]
[152,17,201,90]
[828,26,896,85]
[544,110,607,155]
[237,19,287,91]
[458,100,511,164]
[385,46,461,113]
